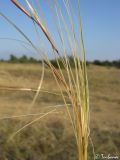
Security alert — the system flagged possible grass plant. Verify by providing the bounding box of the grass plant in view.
[0,0,90,159]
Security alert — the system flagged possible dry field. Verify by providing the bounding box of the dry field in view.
[0,63,119,160]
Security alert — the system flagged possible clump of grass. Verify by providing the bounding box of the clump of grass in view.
[0,0,90,159]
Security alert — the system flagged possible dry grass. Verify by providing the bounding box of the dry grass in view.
[0,0,120,159]
[1,0,90,159]
[0,63,120,159]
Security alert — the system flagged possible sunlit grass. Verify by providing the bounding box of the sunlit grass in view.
[0,0,90,159]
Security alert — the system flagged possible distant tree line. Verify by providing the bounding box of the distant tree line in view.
[49,58,120,69]
[0,54,120,69]
[6,54,41,64]
[92,59,120,68]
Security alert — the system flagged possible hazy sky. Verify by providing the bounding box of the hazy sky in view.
[0,0,120,60]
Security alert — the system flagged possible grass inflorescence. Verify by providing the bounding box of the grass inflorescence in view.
[0,0,90,159]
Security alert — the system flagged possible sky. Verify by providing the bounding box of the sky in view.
[0,0,120,60]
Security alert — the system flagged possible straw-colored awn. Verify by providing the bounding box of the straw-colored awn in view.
[0,0,90,159]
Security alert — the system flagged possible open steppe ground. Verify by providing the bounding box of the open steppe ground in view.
[0,63,119,160]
